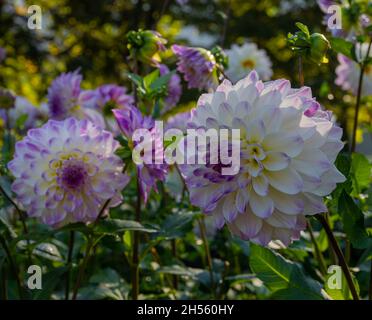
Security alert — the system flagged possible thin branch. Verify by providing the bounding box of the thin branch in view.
[316,214,359,300]
[64,230,75,300]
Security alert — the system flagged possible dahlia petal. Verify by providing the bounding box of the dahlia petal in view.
[249,191,274,218]
[265,168,303,194]
[262,152,290,171]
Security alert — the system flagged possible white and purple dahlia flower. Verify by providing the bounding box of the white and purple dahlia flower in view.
[172,44,218,91]
[8,118,129,227]
[180,71,345,246]
[80,84,135,134]
[113,107,168,202]
[47,70,104,127]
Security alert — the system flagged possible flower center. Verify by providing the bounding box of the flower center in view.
[241,59,256,69]
[59,159,88,190]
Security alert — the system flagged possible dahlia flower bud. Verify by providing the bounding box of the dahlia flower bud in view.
[8,118,129,227]
[179,71,345,246]
[0,88,15,110]
[127,30,167,66]
[113,107,168,202]
[172,45,218,91]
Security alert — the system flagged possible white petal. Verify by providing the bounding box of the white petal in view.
[265,167,303,194]
[249,191,274,218]
[252,174,269,196]
[263,152,290,171]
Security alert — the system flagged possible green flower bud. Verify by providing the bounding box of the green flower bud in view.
[126,30,167,66]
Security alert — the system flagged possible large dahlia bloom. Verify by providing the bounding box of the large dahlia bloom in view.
[8,118,129,227]
[335,43,372,97]
[113,107,167,203]
[47,70,104,127]
[172,45,218,91]
[226,43,273,83]
[180,71,345,246]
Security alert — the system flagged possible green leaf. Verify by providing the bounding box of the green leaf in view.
[150,71,174,91]
[15,114,28,129]
[159,211,196,239]
[295,22,310,38]
[33,267,67,300]
[143,69,160,90]
[249,244,323,300]
[338,190,369,249]
[350,153,371,196]
[330,38,356,61]
[95,219,158,235]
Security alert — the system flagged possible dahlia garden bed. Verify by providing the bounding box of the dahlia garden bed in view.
[0,0,371,302]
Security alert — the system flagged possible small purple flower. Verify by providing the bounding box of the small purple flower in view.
[159,64,182,113]
[172,45,218,91]
[113,107,168,202]
[47,70,82,120]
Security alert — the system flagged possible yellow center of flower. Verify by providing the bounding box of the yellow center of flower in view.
[241,59,256,69]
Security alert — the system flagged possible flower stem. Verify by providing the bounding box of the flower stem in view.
[131,178,141,300]
[369,260,372,300]
[0,234,23,299]
[71,235,93,300]
[307,221,327,276]
[351,39,372,152]
[0,184,32,264]
[298,56,304,87]
[197,217,216,299]
[316,214,359,300]
[64,230,75,300]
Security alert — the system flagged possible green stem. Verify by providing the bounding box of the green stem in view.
[131,178,141,300]
[298,56,304,87]
[316,214,359,300]
[71,235,93,300]
[351,39,372,152]
[0,184,32,264]
[198,217,216,299]
[0,234,23,299]
[307,221,327,276]
[369,260,372,300]
[64,230,75,300]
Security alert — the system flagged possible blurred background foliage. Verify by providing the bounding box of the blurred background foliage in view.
[0,0,371,150]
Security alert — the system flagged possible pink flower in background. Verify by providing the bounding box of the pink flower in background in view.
[172,45,218,91]
[0,47,6,63]
[8,118,129,227]
[180,71,345,246]
[335,43,372,97]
